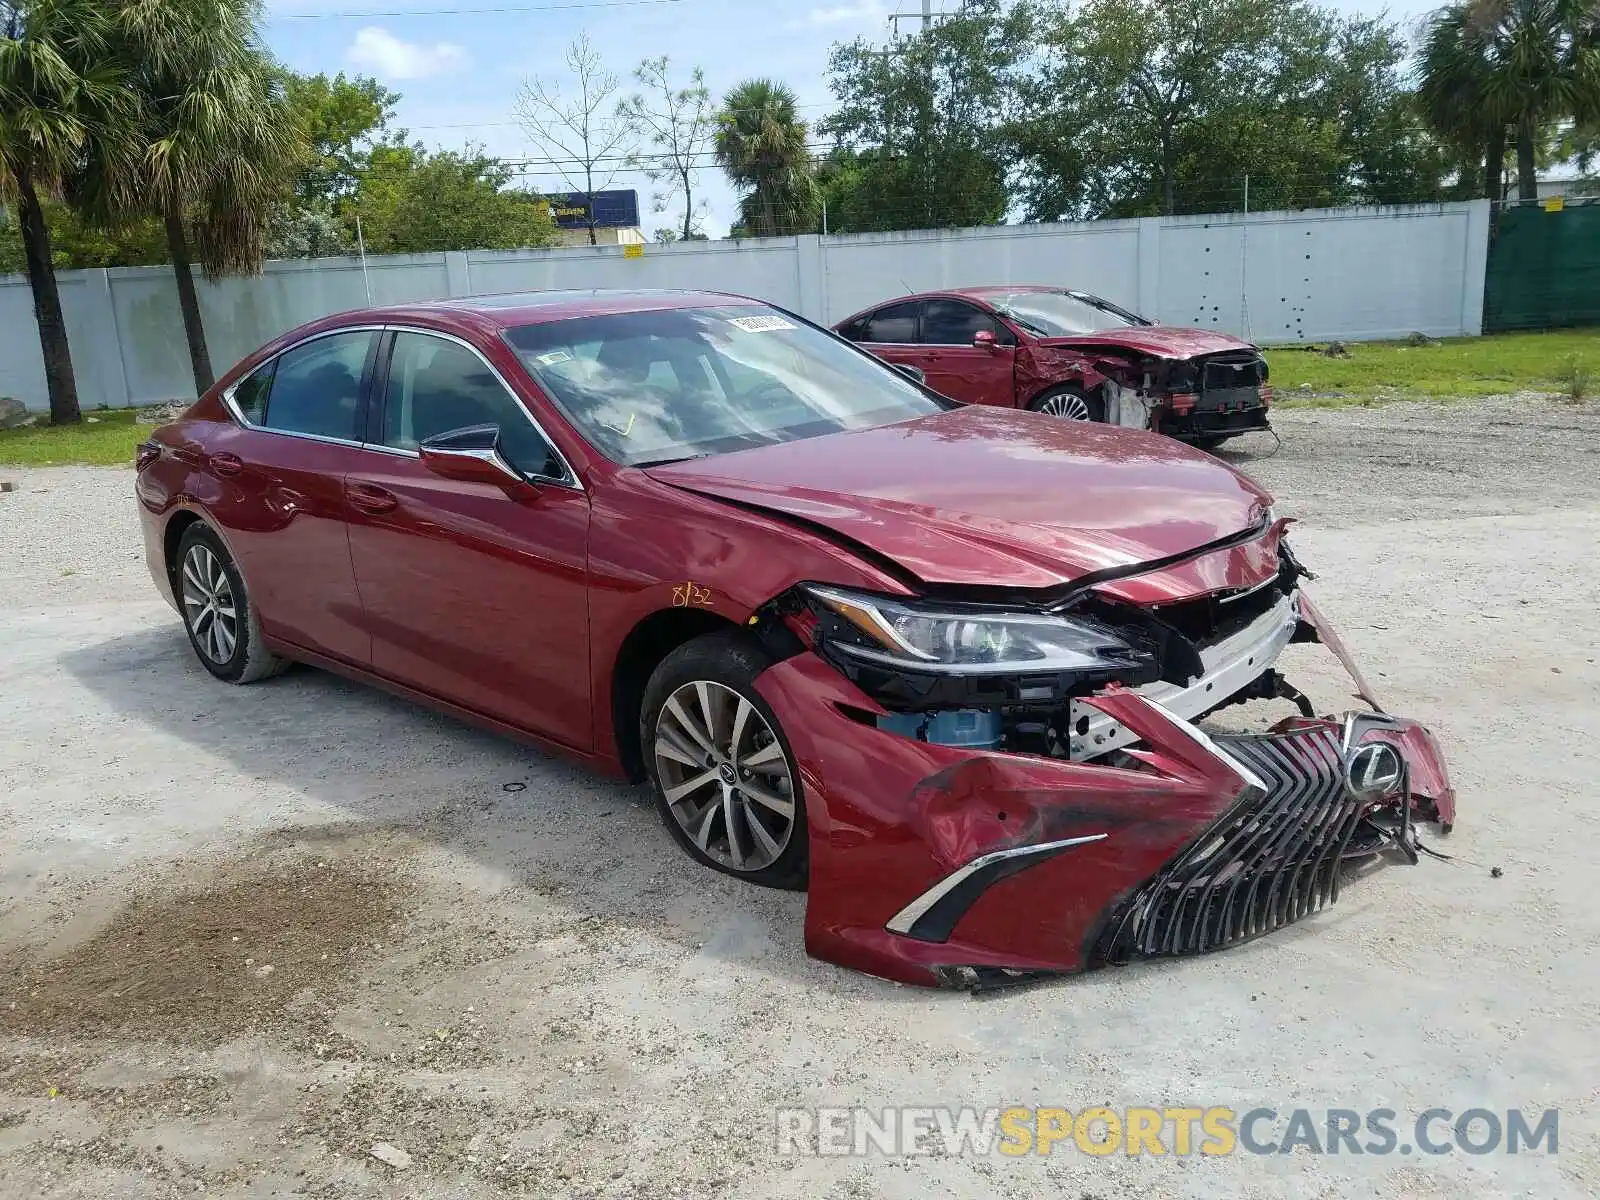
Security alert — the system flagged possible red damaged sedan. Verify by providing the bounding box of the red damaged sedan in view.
[136,289,1451,989]
[835,285,1273,448]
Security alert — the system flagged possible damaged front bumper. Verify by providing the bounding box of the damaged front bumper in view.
[753,591,1455,989]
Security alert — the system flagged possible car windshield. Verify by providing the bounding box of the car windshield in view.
[505,305,943,467]
[989,290,1150,337]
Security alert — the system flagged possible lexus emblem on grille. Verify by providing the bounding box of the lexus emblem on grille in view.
[1344,741,1405,797]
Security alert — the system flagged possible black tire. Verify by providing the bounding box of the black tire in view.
[1188,435,1236,453]
[174,523,289,684]
[1028,383,1106,422]
[640,631,808,890]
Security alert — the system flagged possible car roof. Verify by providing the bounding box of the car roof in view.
[351,288,766,329]
[947,284,1066,299]
[835,285,1074,327]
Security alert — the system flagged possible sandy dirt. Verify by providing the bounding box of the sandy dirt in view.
[1,394,1597,1198]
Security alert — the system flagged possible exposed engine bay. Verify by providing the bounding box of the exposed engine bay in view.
[776,534,1317,765]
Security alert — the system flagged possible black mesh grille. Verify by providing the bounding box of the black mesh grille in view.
[1095,725,1366,962]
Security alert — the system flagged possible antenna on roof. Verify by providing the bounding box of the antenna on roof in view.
[355,215,373,306]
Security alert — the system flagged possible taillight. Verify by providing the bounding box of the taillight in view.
[1169,392,1198,414]
[135,440,161,471]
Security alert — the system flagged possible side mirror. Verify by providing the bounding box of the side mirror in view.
[418,424,532,493]
[892,362,927,384]
[973,329,1000,351]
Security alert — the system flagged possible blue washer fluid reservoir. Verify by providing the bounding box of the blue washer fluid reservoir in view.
[877,709,1002,750]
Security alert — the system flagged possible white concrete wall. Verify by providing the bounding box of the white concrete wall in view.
[0,200,1491,412]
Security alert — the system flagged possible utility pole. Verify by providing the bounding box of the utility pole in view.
[891,0,952,35]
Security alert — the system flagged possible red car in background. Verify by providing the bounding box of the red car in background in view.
[135,289,1448,989]
[835,285,1273,449]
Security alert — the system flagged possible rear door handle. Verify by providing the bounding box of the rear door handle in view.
[347,481,398,515]
[210,452,243,477]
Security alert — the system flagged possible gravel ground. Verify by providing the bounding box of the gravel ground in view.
[1,395,1597,1198]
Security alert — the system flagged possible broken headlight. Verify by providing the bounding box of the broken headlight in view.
[805,584,1151,675]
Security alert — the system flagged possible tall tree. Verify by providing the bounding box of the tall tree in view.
[1418,0,1600,203]
[82,0,303,397]
[1419,4,1507,200]
[350,143,559,254]
[620,56,713,241]
[820,0,1034,232]
[516,33,639,246]
[1018,0,1448,220]
[0,0,135,424]
[715,79,819,237]
[281,71,398,208]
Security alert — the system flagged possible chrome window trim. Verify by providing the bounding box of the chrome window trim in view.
[380,324,583,492]
[218,322,583,491]
[219,324,386,445]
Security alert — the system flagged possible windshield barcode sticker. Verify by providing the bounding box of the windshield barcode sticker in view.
[535,350,574,366]
[728,315,796,333]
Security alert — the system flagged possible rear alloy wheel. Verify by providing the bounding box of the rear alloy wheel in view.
[175,523,287,684]
[1030,384,1104,422]
[641,633,807,889]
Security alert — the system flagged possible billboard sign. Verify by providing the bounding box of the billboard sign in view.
[543,190,641,230]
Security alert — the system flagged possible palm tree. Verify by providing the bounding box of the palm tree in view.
[1420,5,1507,199]
[1419,0,1600,202]
[0,0,136,424]
[85,0,302,396]
[714,79,819,237]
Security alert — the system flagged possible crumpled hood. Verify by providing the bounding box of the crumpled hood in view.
[1039,325,1258,360]
[646,407,1273,590]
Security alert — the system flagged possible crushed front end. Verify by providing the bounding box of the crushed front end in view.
[1066,347,1274,442]
[751,524,1454,989]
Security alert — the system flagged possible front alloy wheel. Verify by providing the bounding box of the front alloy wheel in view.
[641,631,807,889]
[1037,391,1092,420]
[654,680,796,873]
[1029,384,1105,422]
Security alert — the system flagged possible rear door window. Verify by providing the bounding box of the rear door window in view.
[257,331,373,440]
[232,361,274,424]
[857,302,921,344]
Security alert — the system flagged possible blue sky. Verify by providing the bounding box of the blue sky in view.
[263,0,1445,238]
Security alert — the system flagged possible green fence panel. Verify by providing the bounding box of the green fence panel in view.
[1484,200,1600,332]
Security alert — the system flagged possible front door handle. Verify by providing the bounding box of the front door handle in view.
[347,481,398,515]
[210,452,243,477]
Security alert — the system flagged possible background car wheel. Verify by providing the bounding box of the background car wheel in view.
[1189,435,1235,452]
[640,631,807,890]
[175,523,288,684]
[1029,384,1105,422]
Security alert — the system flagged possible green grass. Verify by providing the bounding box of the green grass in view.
[0,408,154,467]
[1266,328,1599,407]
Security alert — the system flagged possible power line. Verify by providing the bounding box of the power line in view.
[271,0,685,19]
[407,100,834,132]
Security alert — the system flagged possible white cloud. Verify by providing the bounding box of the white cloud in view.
[345,26,469,81]
[787,1,888,31]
